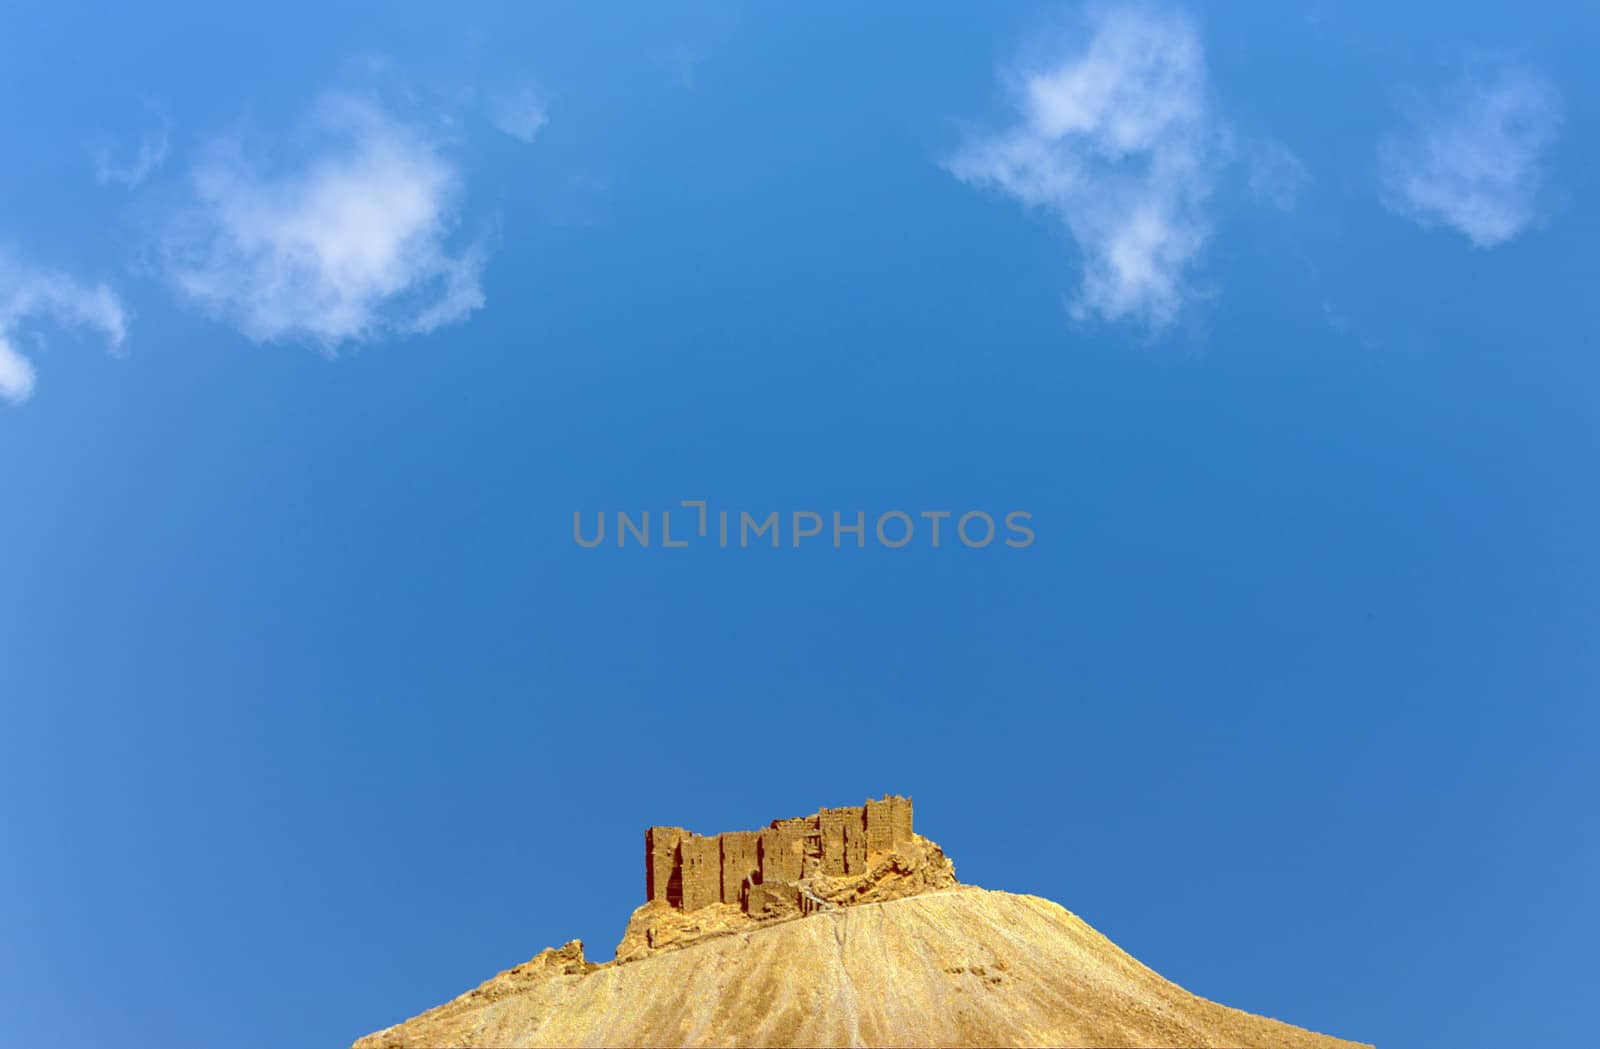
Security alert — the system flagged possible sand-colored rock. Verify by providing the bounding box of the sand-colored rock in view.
[617,796,951,962]
[615,830,955,962]
[645,796,919,911]
[353,889,1369,1048]
[353,797,1369,1048]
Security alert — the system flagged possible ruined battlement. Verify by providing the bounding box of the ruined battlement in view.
[644,795,916,913]
[619,794,954,961]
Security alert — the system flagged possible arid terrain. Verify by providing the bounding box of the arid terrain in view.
[355,798,1370,1048]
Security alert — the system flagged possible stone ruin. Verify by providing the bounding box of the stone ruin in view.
[617,795,956,960]
[645,794,915,914]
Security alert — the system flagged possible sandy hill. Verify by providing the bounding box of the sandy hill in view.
[354,797,1369,1048]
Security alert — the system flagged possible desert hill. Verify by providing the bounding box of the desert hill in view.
[354,797,1369,1048]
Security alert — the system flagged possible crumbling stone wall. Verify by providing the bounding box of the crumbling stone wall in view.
[678,835,721,912]
[759,818,807,885]
[719,831,760,906]
[643,795,916,914]
[645,827,685,905]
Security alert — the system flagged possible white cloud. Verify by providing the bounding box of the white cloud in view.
[94,110,171,189]
[164,95,485,347]
[948,6,1225,328]
[489,85,549,144]
[0,255,128,405]
[1379,67,1562,248]
[0,339,32,403]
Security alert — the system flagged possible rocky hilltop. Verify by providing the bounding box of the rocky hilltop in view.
[354,796,1370,1049]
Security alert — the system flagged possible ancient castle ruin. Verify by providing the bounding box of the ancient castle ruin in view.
[644,795,916,916]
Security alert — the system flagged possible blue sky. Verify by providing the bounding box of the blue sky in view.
[2,3,1596,1047]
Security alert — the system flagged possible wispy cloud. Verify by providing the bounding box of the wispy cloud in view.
[163,94,485,347]
[1379,67,1562,248]
[1248,140,1309,212]
[947,6,1226,329]
[489,85,549,144]
[0,254,127,405]
[94,108,171,189]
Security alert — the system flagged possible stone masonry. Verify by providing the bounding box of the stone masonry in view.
[644,795,916,913]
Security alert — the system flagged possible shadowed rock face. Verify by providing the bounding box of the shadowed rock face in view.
[353,800,1371,1049]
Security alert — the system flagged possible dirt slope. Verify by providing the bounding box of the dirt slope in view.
[354,887,1370,1048]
